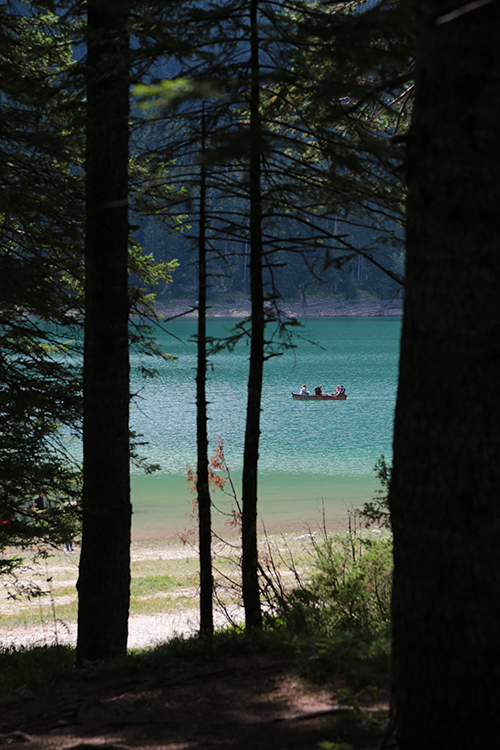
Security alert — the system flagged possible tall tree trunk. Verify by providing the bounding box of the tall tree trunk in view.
[76,0,131,664]
[241,0,264,630]
[389,2,500,747]
[197,106,214,636]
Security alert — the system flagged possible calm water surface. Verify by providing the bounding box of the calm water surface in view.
[129,317,401,539]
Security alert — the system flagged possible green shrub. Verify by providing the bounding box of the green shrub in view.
[312,535,392,633]
[272,534,392,636]
[266,532,393,686]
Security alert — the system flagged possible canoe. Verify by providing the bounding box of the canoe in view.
[292,392,347,400]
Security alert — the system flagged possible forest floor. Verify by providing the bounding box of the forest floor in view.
[0,536,390,749]
[0,651,390,750]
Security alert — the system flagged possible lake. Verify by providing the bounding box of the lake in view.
[129,316,401,540]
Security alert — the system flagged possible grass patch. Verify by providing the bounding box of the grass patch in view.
[129,593,198,615]
[129,623,295,663]
[130,574,180,597]
[0,621,389,709]
[48,584,78,597]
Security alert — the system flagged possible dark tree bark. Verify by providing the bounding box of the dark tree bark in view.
[197,106,214,636]
[76,0,131,664]
[389,1,500,747]
[241,0,264,630]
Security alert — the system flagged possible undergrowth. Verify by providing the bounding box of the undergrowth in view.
[262,528,393,689]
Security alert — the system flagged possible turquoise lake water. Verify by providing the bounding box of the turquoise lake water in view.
[128,316,401,540]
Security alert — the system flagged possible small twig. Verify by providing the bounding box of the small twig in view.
[436,0,497,24]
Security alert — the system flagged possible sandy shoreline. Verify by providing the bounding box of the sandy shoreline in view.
[0,540,221,651]
[0,531,321,652]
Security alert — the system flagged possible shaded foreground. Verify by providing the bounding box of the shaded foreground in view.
[1,530,392,748]
[0,651,389,750]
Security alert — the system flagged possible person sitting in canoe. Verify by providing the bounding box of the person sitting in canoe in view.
[315,385,323,395]
[336,385,346,396]
[300,384,309,395]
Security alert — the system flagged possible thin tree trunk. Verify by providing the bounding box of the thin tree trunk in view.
[388,1,500,746]
[241,0,264,630]
[76,0,131,664]
[197,106,214,636]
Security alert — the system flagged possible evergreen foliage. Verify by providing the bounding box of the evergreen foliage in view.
[132,0,410,304]
[0,2,175,578]
[0,2,84,570]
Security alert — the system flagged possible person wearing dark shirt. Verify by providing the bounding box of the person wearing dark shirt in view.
[33,492,45,511]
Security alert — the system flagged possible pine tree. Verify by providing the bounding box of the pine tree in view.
[0,2,85,569]
[389,0,500,746]
[196,105,214,636]
[76,0,132,664]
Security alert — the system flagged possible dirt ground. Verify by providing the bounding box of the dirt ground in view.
[0,653,389,750]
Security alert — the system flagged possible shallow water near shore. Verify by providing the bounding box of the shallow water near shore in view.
[130,316,401,541]
[130,472,378,540]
